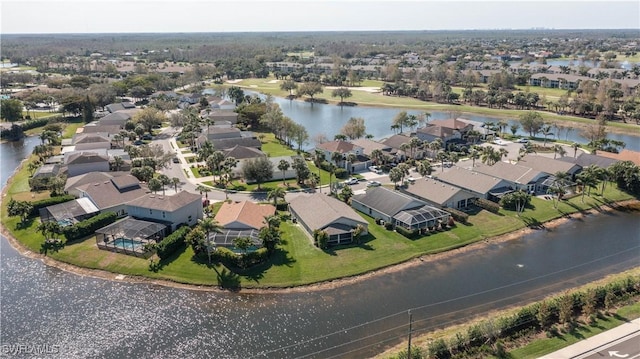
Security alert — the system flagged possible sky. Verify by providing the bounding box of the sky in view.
[1,0,639,34]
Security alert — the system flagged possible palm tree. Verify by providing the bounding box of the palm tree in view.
[436,150,448,171]
[277,159,290,185]
[416,160,433,177]
[197,141,215,162]
[198,218,222,264]
[157,174,171,195]
[345,153,357,174]
[370,149,384,166]
[331,151,344,169]
[571,142,581,158]
[469,146,481,167]
[148,178,162,194]
[553,144,567,159]
[196,184,212,199]
[409,137,422,160]
[541,125,553,147]
[267,187,286,207]
[112,156,124,172]
[171,177,180,192]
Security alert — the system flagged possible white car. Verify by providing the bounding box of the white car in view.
[517,138,529,143]
[367,180,381,187]
[369,166,383,174]
[344,177,359,185]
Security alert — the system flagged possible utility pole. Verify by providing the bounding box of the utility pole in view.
[407,310,413,359]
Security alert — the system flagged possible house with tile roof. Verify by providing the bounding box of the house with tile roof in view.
[215,201,276,231]
[316,140,368,172]
[289,193,368,245]
[126,191,203,231]
[594,149,640,166]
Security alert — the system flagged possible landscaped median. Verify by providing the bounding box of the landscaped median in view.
[2,147,636,289]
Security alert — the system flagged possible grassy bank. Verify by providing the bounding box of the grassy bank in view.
[234,77,640,135]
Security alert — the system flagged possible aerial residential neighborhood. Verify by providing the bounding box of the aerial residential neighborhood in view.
[1,10,640,358]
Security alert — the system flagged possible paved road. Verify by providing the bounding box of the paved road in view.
[542,318,640,359]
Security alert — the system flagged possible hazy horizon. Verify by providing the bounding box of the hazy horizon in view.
[2,1,639,35]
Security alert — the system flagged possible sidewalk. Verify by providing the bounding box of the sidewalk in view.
[540,318,640,359]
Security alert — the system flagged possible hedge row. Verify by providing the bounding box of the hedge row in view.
[392,275,640,359]
[443,207,469,223]
[156,226,190,259]
[212,247,269,268]
[30,195,76,217]
[474,198,500,213]
[63,212,117,241]
[395,226,419,239]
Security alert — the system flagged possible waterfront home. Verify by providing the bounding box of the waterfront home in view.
[64,171,129,197]
[76,174,149,217]
[316,140,369,172]
[471,161,547,194]
[352,187,450,230]
[71,133,112,151]
[289,193,368,245]
[95,217,166,257]
[126,191,203,231]
[558,152,619,169]
[39,197,100,226]
[97,111,134,127]
[416,118,473,145]
[215,201,276,231]
[400,178,476,209]
[433,167,511,200]
[210,201,276,250]
[517,154,581,178]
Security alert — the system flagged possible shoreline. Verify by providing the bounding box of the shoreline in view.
[2,157,637,294]
[240,85,640,137]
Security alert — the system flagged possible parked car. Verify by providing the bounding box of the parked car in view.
[517,138,529,143]
[172,157,180,163]
[406,176,416,183]
[344,177,359,185]
[368,166,383,174]
[367,180,381,187]
[142,134,153,140]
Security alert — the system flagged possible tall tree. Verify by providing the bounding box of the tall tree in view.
[331,87,352,106]
[519,111,544,137]
[340,117,366,140]
[277,159,290,185]
[198,218,222,264]
[242,157,274,190]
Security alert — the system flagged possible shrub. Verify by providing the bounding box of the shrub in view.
[396,226,419,239]
[443,207,468,223]
[156,226,190,259]
[63,212,117,241]
[275,202,288,211]
[384,221,394,230]
[30,195,76,217]
[334,168,348,179]
[474,198,500,213]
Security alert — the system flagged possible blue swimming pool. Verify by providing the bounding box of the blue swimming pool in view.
[57,218,73,227]
[112,238,144,250]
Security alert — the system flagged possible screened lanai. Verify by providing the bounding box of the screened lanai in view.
[96,217,166,257]
[209,229,262,253]
[393,206,450,230]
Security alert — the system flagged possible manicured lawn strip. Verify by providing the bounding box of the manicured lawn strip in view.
[508,302,640,359]
[258,132,298,157]
[190,166,202,178]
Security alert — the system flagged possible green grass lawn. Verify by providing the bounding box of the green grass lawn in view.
[508,302,640,359]
[258,132,298,157]
[232,76,640,135]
